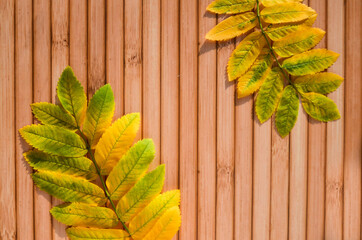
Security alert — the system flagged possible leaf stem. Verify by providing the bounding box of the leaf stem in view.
[77,128,131,235]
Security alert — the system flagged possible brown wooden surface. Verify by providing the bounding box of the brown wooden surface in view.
[0,0,361,239]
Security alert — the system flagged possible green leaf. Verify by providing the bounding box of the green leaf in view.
[207,0,255,14]
[66,227,129,240]
[255,68,284,123]
[83,84,115,149]
[95,113,140,175]
[260,3,316,24]
[129,190,180,239]
[294,72,344,94]
[228,31,267,81]
[282,49,339,76]
[24,150,97,180]
[31,102,77,130]
[57,66,87,127]
[266,24,308,41]
[301,92,341,122]
[32,171,107,205]
[205,12,257,41]
[106,139,155,200]
[237,51,273,98]
[19,124,87,157]
[275,85,299,137]
[116,165,165,223]
[51,202,118,228]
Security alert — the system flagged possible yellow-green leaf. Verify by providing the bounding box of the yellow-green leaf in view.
[261,0,303,7]
[294,72,344,94]
[19,124,87,157]
[57,66,87,127]
[95,113,140,175]
[83,84,115,149]
[116,165,165,223]
[142,207,181,240]
[66,227,129,240]
[207,0,255,14]
[228,31,266,81]
[237,51,273,98]
[129,190,180,240]
[24,150,97,180]
[31,102,77,130]
[32,171,106,205]
[266,24,307,41]
[107,139,155,200]
[282,49,339,76]
[275,85,299,137]
[255,68,284,123]
[301,92,340,121]
[273,27,325,57]
[261,3,316,24]
[51,202,118,228]
[205,12,257,41]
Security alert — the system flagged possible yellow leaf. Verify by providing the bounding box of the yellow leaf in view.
[266,24,308,41]
[261,3,316,24]
[207,0,255,14]
[66,227,130,240]
[205,12,257,41]
[273,27,325,57]
[228,31,267,81]
[301,92,340,121]
[142,207,181,240]
[294,72,344,94]
[237,51,273,98]
[261,0,303,7]
[282,49,339,76]
[94,113,140,175]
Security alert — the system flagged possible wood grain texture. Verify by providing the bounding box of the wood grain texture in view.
[198,1,216,239]
[0,0,16,239]
[15,0,34,239]
[33,0,52,239]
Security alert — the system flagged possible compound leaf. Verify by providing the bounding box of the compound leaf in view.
[207,0,255,14]
[19,124,87,157]
[24,150,96,180]
[32,171,106,205]
[107,139,155,201]
[273,27,325,57]
[261,3,316,24]
[95,113,140,175]
[301,92,340,121]
[51,202,118,228]
[31,102,77,130]
[275,85,299,137]
[237,51,273,98]
[282,49,339,76]
[228,31,266,81]
[205,12,257,41]
[116,165,165,223]
[57,66,87,127]
[294,72,344,94]
[129,190,181,239]
[255,68,284,123]
[142,207,181,240]
[261,0,303,7]
[66,227,129,240]
[83,84,115,149]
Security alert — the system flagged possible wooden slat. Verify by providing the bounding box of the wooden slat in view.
[33,0,52,239]
[270,117,289,240]
[106,0,123,119]
[198,0,216,239]
[344,0,362,239]
[0,0,16,239]
[70,0,87,89]
[15,0,34,239]
[307,1,327,239]
[325,0,345,239]
[51,0,69,239]
[179,0,198,239]
[216,15,235,240]
[143,0,161,169]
